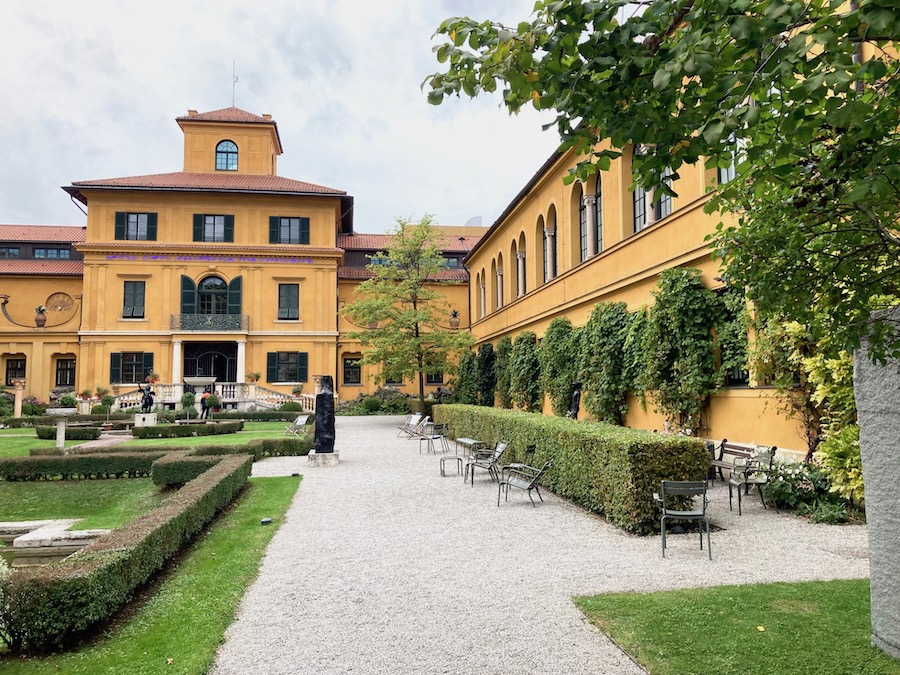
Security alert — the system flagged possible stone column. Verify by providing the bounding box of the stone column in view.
[172,340,182,383]
[544,227,556,280]
[236,340,246,383]
[496,269,504,309]
[583,195,597,257]
[516,251,526,298]
[11,378,25,418]
[479,282,486,319]
[855,306,900,659]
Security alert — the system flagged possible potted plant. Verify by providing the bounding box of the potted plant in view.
[79,388,94,400]
[449,309,460,329]
[58,394,78,409]
[145,372,160,384]
[246,372,261,383]
[34,304,47,328]
[292,383,305,397]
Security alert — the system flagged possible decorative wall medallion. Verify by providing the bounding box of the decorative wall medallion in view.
[46,292,74,311]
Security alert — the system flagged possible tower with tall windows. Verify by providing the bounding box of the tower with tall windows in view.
[65,106,352,405]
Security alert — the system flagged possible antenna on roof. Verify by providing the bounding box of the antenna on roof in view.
[232,61,239,106]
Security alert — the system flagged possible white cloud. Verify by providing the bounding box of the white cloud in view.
[0,0,560,232]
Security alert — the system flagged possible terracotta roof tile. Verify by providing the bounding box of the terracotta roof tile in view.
[0,225,86,243]
[338,267,468,282]
[66,172,345,197]
[1,259,83,275]
[176,107,274,125]
[338,233,481,253]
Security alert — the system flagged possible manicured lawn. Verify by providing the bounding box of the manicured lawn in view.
[116,421,297,449]
[576,579,900,675]
[0,428,85,458]
[0,478,162,529]
[0,475,300,674]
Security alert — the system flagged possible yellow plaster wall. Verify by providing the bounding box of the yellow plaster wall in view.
[178,120,280,175]
[467,144,808,455]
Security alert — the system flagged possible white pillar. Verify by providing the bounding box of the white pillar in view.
[496,269,504,309]
[516,251,526,298]
[479,282,486,319]
[544,228,556,280]
[172,340,182,383]
[236,340,246,383]
[583,195,597,257]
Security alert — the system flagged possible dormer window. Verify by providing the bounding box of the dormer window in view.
[216,140,238,171]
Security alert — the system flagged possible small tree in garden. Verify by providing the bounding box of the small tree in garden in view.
[494,336,513,408]
[475,342,497,406]
[510,331,542,412]
[180,392,196,420]
[539,317,578,416]
[342,215,474,410]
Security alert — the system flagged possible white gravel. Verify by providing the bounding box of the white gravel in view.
[210,415,869,675]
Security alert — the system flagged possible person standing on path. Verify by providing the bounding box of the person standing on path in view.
[200,389,211,419]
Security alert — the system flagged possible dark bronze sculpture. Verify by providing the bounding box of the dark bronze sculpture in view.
[140,385,155,413]
[314,375,335,453]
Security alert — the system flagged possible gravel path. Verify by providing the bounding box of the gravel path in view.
[211,415,869,675]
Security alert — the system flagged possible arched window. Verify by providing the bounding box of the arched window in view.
[198,276,228,314]
[216,140,238,171]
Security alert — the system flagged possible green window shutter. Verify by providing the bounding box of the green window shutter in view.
[142,353,154,380]
[300,218,310,244]
[224,215,235,242]
[147,213,158,241]
[181,275,197,314]
[114,212,126,240]
[298,353,308,382]
[269,216,280,244]
[193,214,203,242]
[110,353,122,384]
[123,281,145,317]
[227,275,242,315]
[278,284,299,320]
[266,353,278,382]
[135,281,145,317]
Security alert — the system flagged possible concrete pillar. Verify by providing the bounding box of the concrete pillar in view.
[172,340,182,383]
[479,282,486,319]
[544,227,556,280]
[516,252,526,298]
[583,195,597,257]
[56,420,66,451]
[12,378,25,418]
[855,306,900,659]
[236,340,246,383]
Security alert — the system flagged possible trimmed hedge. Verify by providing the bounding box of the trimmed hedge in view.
[151,453,221,487]
[210,411,299,421]
[35,426,102,441]
[131,420,244,439]
[433,404,709,534]
[0,453,163,481]
[0,452,251,653]
[1,413,131,428]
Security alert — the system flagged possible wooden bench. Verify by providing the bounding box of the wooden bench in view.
[709,439,754,481]
[709,439,778,481]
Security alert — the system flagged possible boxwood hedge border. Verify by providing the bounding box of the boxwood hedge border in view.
[434,404,709,534]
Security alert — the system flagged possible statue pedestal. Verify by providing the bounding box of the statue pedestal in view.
[307,451,340,467]
[135,413,158,428]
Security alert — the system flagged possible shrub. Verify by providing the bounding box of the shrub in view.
[210,411,297,422]
[510,332,542,412]
[815,425,864,505]
[100,395,115,408]
[434,404,708,533]
[279,401,303,412]
[0,453,161,481]
[131,420,243,439]
[91,405,110,415]
[762,461,836,511]
[362,396,382,412]
[495,336,514,408]
[579,302,632,424]
[454,350,478,404]
[475,342,497,406]
[34,426,101,441]
[798,499,850,524]
[205,394,221,409]
[57,394,78,408]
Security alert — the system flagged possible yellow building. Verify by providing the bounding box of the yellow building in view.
[464,144,806,456]
[0,107,479,410]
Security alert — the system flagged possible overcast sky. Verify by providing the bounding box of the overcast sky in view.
[0,1,562,234]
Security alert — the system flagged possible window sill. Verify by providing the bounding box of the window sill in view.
[274,319,303,323]
[120,318,148,322]
[343,382,363,387]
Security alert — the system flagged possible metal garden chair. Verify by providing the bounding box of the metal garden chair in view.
[654,480,712,560]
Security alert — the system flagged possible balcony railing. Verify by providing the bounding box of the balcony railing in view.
[170,314,249,331]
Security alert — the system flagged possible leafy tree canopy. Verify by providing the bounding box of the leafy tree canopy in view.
[342,215,474,406]
[427,0,900,357]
